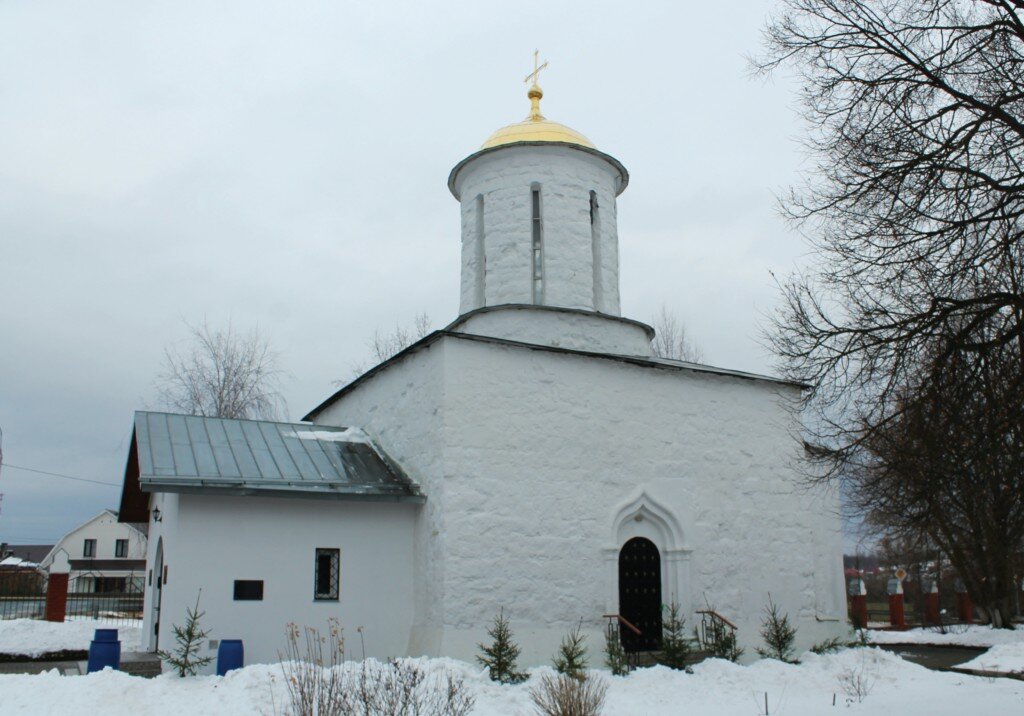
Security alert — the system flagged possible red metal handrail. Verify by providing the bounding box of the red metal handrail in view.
[602,613,642,635]
[696,609,738,630]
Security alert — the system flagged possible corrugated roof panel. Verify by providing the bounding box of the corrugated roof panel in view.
[240,420,282,479]
[184,416,219,478]
[222,419,261,477]
[147,414,177,477]
[130,411,421,502]
[135,415,154,476]
[204,419,242,478]
[292,429,338,481]
[277,426,326,482]
[167,414,198,477]
[259,422,301,479]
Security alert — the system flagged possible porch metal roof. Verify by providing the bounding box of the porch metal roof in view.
[129,411,423,502]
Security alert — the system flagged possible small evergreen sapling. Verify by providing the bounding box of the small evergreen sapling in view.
[658,601,691,670]
[553,619,588,680]
[756,595,797,663]
[157,590,214,676]
[477,608,526,684]
[604,623,630,676]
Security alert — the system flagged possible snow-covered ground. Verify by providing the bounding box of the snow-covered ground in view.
[0,619,143,657]
[961,643,1024,675]
[0,650,1023,715]
[867,624,1024,648]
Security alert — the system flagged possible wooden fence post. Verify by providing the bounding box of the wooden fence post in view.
[44,573,69,622]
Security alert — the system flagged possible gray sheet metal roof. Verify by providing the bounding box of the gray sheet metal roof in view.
[133,411,423,502]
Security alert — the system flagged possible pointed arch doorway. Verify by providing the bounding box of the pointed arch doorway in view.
[618,537,662,652]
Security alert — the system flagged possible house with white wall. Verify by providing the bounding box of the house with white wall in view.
[41,510,147,592]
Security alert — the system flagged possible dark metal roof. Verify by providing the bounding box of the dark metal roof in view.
[128,412,423,503]
[2,545,53,563]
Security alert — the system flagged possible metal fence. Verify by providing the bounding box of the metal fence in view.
[67,572,144,626]
[0,569,144,625]
[0,569,47,620]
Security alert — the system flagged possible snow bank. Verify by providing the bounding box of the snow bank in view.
[0,619,143,657]
[961,643,1024,675]
[867,625,1024,648]
[0,649,1022,715]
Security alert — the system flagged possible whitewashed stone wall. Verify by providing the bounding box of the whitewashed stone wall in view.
[453,145,623,315]
[312,333,845,666]
[448,306,653,356]
[312,341,448,656]
[438,337,845,664]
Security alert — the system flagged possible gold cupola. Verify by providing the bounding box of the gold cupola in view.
[480,53,595,150]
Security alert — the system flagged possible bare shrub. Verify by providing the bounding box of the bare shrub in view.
[278,620,348,716]
[529,671,608,716]
[277,621,474,716]
[837,654,876,705]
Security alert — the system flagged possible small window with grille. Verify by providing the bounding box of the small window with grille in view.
[314,548,340,601]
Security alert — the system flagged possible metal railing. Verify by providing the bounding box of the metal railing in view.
[0,569,47,620]
[66,572,144,626]
[697,609,740,660]
[603,613,643,670]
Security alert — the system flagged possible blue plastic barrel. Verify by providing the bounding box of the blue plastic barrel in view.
[87,628,121,673]
[217,639,244,675]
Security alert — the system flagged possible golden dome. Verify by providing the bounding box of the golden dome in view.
[480,82,595,150]
[481,117,595,150]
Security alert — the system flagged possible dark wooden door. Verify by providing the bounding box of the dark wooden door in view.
[618,537,662,652]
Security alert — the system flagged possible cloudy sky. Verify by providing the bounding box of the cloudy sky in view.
[0,0,814,545]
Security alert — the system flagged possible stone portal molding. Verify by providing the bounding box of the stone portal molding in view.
[607,487,690,553]
[604,487,693,615]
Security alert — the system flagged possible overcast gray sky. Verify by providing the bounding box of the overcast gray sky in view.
[0,0,812,544]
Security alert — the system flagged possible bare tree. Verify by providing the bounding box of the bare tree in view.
[854,338,1024,627]
[757,0,1024,463]
[348,313,432,378]
[156,321,285,420]
[757,0,1024,625]
[650,306,704,362]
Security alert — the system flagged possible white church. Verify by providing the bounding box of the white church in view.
[117,69,847,667]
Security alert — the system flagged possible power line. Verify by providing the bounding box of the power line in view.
[1,464,120,487]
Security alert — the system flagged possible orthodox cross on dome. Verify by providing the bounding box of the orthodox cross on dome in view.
[523,49,548,120]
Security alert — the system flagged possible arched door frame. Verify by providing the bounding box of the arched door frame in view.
[603,489,692,619]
